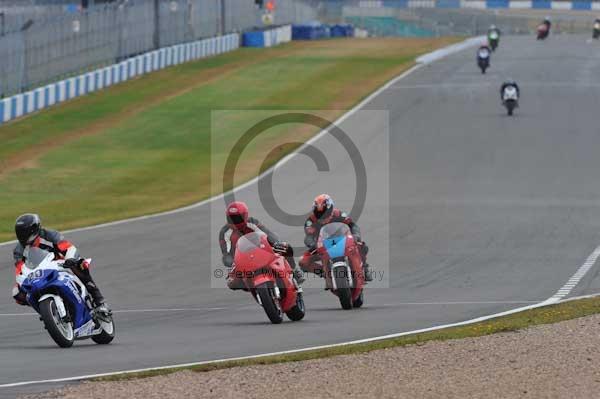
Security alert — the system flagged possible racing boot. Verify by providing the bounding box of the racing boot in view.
[288,257,305,285]
[363,263,373,282]
[86,281,111,320]
[357,242,373,282]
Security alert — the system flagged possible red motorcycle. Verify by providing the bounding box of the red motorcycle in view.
[316,222,365,310]
[232,232,305,324]
[537,23,549,40]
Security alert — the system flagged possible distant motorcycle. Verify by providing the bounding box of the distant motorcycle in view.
[593,21,600,39]
[477,46,491,74]
[232,232,305,324]
[502,85,519,116]
[537,22,550,40]
[316,222,365,310]
[488,30,500,51]
[17,247,115,348]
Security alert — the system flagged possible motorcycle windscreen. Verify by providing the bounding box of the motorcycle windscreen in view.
[24,247,54,269]
[478,48,490,58]
[234,232,275,269]
[318,222,351,259]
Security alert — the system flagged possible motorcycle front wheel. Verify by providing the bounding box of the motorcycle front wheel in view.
[39,298,74,348]
[333,266,353,310]
[286,292,306,321]
[92,316,115,345]
[257,282,284,324]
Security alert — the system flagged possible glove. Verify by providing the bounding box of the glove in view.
[273,241,289,255]
[222,254,233,268]
[12,284,27,306]
[63,258,82,270]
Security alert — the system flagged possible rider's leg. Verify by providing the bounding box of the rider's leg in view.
[284,246,305,284]
[299,251,323,277]
[359,242,373,282]
[71,261,107,308]
[286,255,305,284]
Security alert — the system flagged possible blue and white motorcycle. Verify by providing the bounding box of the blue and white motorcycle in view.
[17,247,115,348]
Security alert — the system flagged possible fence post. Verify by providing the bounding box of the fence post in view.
[153,0,160,49]
[21,20,34,92]
[220,0,226,35]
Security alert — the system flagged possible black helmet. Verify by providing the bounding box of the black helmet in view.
[15,214,41,246]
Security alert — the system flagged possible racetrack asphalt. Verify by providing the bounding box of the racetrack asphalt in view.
[2,34,600,397]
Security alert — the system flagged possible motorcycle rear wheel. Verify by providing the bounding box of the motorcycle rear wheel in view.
[257,282,284,324]
[39,298,74,348]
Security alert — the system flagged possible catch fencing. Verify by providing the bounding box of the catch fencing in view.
[0,0,317,98]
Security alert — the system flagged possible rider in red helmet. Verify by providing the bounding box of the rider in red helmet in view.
[219,201,305,289]
[299,194,372,282]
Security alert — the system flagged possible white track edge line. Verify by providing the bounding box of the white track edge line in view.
[0,37,484,249]
[0,65,427,248]
[547,244,600,301]
[0,293,594,389]
[2,237,599,389]
[0,38,515,390]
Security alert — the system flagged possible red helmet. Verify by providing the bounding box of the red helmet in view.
[226,201,249,229]
[312,194,334,219]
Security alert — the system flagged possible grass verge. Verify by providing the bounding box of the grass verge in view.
[0,37,457,241]
[94,295,600,382]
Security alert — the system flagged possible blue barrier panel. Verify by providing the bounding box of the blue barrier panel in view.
[44,87,50,107]
[293,25,332,40]
[532,0,551,8]
[243,31,266,47]
[486,0,509,8]
[23,94,29,114]
[75,78,80,98]
[330,24,354,37]
[572,0,591,9]
[436,0,460,8]
[383,0,408,7]
[11,97,17,119]
[33,90,39,111]
[0,100,4,124]
[94,72,100,91]
[292,25,313,40]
